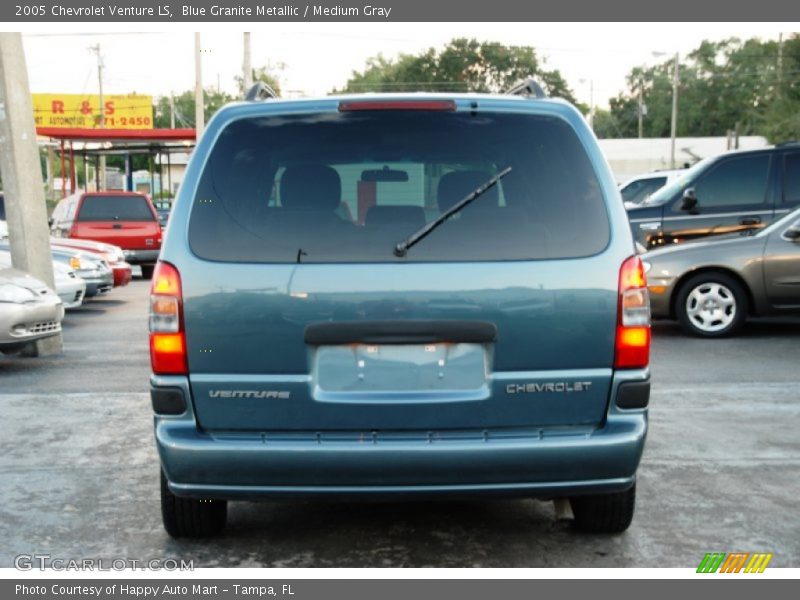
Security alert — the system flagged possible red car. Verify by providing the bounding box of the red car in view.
[50,238,133,287]
[50,191,162,279]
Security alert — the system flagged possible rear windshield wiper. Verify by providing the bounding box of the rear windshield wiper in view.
[393,166,512,257]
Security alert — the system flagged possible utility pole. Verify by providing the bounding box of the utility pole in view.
[169,91,175,129]
[637,76,644,139]
[90,43,106,190]
[45,144,54,201]
[778,33,784,94]
[0,33,62,355]
[194,32,204,137]
[670,52,679,169]
[243,32,253,91]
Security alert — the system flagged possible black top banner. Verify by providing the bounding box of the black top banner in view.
[3,0,800,22]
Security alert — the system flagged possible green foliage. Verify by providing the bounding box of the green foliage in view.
[152,64,283,129]
[153,88,234,129]
[337,38,578,103]
[605,35,800,142]
[590,108,622,139]
[234,64,283,96]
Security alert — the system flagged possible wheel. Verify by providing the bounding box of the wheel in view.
[160,470,227,538]
[570,484,636,533]
[675,272,747,337]
[140,264,155,279]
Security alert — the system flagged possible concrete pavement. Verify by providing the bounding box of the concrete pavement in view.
[1,280,798,567]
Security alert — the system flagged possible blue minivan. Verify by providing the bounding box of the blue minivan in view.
[149,83,651,537]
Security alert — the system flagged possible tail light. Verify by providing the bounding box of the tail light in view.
[149,261,187,374]
[615,256,651,369]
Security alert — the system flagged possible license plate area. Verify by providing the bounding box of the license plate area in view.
[314,343,488,394]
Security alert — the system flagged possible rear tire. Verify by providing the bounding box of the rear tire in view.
[675,272,747,338]
[570,484,636,533]
[160,470,227,538]
[140,264,155,279]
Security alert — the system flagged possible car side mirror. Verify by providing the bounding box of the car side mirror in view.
[680,188,698,212]
[781,219,800,242]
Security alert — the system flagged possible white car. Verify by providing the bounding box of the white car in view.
[0,250,86,310]
[0,267,64,355]
[620,169,686,209]
[52,261,87,309]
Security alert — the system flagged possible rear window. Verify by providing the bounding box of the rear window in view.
[189,111,610,263]
[77,195,155,222]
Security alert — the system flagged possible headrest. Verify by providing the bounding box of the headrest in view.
[437,170,499,213]
[280,165,341,211]
[365,205,426,228]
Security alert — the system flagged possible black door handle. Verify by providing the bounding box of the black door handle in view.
[739,217,761,226]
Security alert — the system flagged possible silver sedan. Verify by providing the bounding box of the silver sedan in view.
[643,207,800,337]
[0,267,64,354]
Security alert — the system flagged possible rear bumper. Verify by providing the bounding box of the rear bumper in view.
[121,249,159,264]
[153,370,649,500]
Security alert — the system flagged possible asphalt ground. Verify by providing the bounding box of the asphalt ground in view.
[1,279,798,568]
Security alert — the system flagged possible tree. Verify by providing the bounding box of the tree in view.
[234,64,283,96]
[153,88,234,129]
[152,63,283,129]
[337,38,578,103]
[605,35,800,142]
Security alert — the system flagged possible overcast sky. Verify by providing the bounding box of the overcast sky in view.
[21,23,797,110]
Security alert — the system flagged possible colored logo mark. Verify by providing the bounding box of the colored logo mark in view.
[697,552,773,573]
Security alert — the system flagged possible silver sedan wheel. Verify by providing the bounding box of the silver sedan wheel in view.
[685,282,737,333]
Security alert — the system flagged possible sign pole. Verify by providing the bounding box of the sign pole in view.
[91,43,106,190]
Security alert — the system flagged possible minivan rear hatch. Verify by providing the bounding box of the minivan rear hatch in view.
[181,105,619,432]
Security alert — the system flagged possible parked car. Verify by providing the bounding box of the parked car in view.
[619,168,685,208]
[643,206,800,337]
[153,200,171,228]
[0,266,64,355]
[51,249,113,298]
[627,143,800,249]
[50,238,132,288]
[150,86,651,537]
[50,191,162,279]
[2,242,114,299]
[0,250,86,310]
